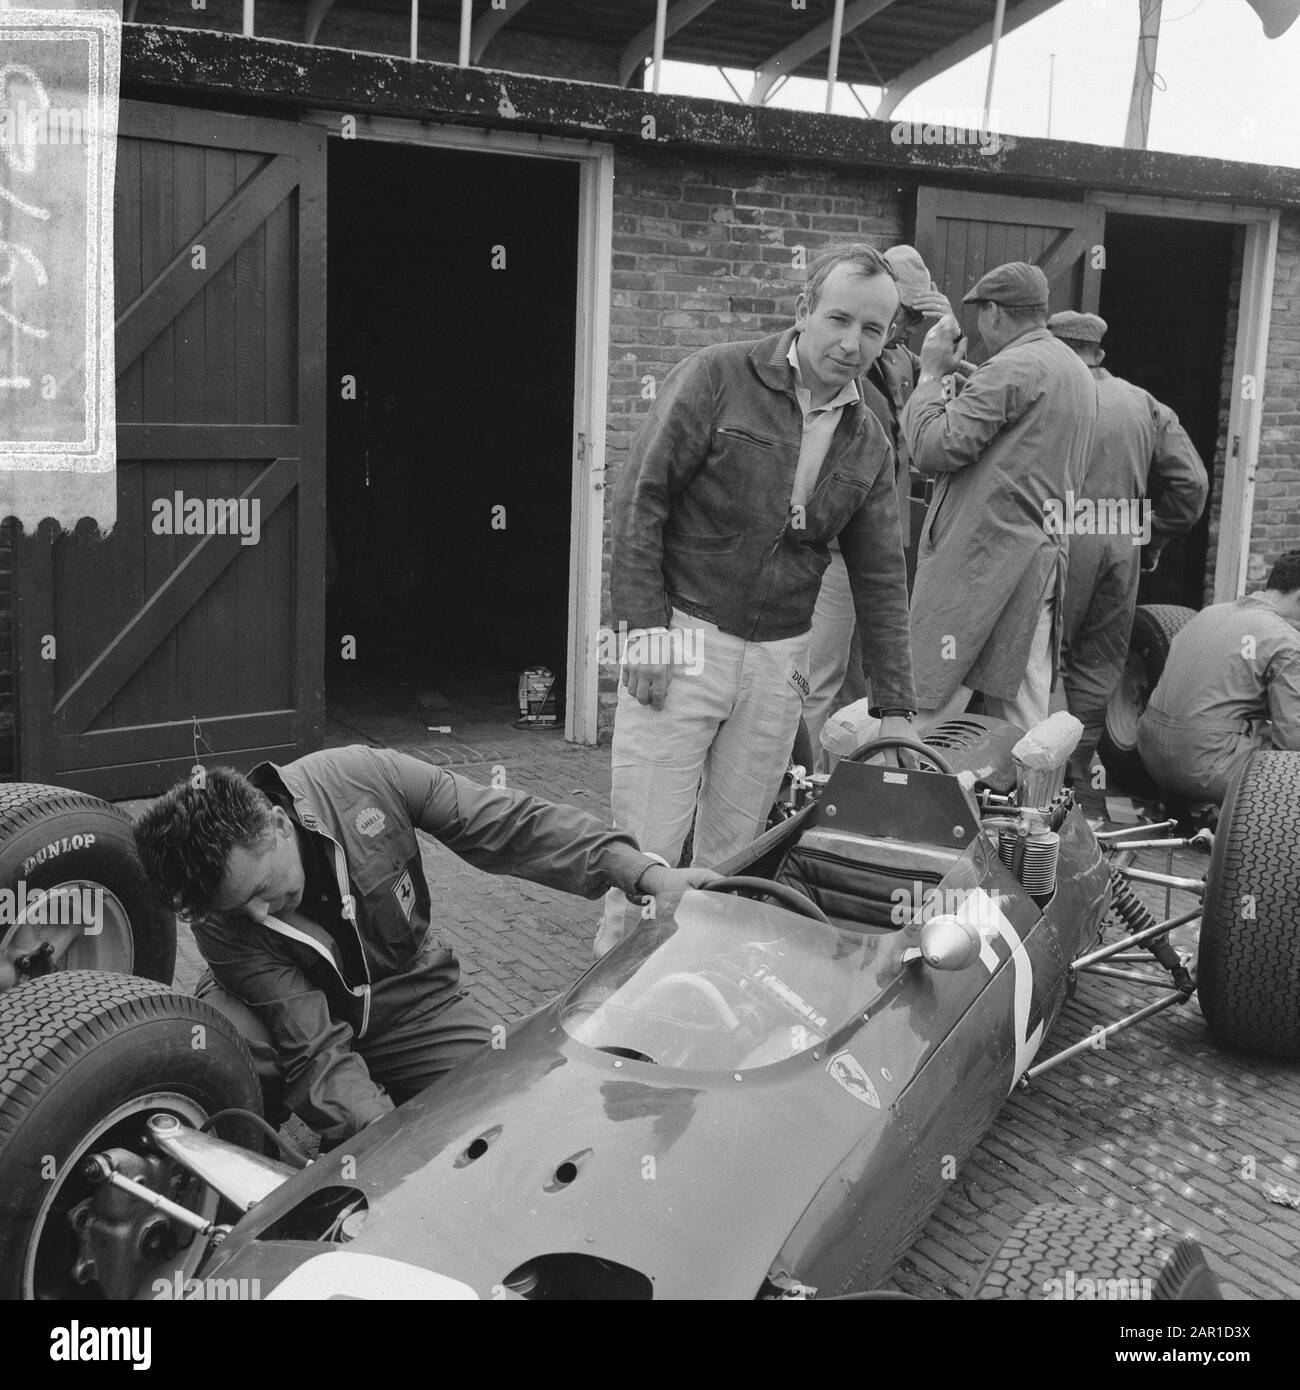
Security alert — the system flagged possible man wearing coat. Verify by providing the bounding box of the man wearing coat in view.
[132,746,713,1146]
[1137,551,1300,805]
[604,243,918,955]
[900,262,1098,732]
[1047,310,1209,783]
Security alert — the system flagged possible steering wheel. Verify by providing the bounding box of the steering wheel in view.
[634,973,741,1030]
[701,875,831,925]
[845,735,956,775]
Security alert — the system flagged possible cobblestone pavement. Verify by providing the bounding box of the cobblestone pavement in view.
[155,673,1300,1302]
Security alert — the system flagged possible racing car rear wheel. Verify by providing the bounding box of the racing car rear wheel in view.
[1198,750,1300,1059]
[972,1204,1222,1300]
[0,972,262,1300]
[1097,605,1197,795]
[0,782,175,985]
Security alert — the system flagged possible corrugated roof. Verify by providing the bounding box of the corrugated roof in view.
[334,0,1053,91]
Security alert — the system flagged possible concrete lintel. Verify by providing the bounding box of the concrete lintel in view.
[119,26,1300,210]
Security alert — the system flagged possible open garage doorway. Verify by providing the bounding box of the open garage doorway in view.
[1096,213,1236,611]
[325,136,582,745]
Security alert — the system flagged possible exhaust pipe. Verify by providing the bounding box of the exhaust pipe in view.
[146,1114,297,1212]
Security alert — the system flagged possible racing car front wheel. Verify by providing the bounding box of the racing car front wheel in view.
[0,972,263,1300]
[1198,749,1300,1059]
[0,782,176,986]
[972,1204,1222,1300]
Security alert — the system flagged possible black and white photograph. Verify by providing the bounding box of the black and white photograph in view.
[0,0,1298,1344]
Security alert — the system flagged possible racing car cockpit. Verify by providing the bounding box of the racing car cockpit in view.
[562,716,1091,1075]
[562,889,895,1071]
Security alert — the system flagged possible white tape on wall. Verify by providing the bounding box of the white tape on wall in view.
[0,2,120,531]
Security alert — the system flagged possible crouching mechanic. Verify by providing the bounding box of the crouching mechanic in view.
[1137,551,1300,805]
[133,745,715,1147]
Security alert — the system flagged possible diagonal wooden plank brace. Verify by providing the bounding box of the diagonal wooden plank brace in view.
[53,458,300,733]
[115,153,301,375]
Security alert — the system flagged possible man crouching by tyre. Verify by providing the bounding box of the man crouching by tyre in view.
[133,746,716,1149]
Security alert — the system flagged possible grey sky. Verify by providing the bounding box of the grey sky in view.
[661,0,1300,169]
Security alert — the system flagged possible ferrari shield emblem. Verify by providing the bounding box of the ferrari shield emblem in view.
[827,1050,881,1108]
[392,869,416,921]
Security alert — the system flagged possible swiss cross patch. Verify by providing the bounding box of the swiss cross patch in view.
[392,869,416,921]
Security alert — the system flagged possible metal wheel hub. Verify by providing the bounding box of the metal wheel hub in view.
[23,1092,218,1301]
[0,879,134,975]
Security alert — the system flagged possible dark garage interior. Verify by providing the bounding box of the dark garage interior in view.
[325,138,579,724]
[1096,213,1236,611]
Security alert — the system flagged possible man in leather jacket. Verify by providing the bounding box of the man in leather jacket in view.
[603,243,917,955]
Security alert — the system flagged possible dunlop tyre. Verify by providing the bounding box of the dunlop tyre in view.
[972,1204,1222,1300]
[1199,750,1300,1059]
[0,972,262,1300]
[0,783,175,985]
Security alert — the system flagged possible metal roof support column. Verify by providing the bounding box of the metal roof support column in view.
[1124,0,1163,149]
[983,0,1005,127]
[747,0,896,106]
[875,0,1062,120]
[618,0,723,88]
[304,1,341,45]
[243,0,255,38]
[410,0,420,61]
[652,0,668,93]
[459,0,472,67]
[824,0,846,113]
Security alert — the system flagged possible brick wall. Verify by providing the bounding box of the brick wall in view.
[1249,211,1300,584]
[598,149,907,738]
[597,167,1300,742]
[133,1,620,82]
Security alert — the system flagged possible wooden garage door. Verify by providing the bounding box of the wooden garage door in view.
[914,187,1105,361]
[14,101,326,798]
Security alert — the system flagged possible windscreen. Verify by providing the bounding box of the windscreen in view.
[561,889,893,1072]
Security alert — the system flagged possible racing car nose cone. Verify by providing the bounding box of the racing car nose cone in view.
[919,915,982,971]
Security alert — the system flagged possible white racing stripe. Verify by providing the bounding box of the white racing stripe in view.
[265,1252,479,1300]
[960,888,1047,1092]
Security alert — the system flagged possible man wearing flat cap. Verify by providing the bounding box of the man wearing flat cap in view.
[1047,310,1208,786]
[900,261,1098,731]
[803,245,960,755]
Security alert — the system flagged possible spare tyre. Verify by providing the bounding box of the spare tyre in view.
[1097,605,1197,795]
[0,972,263,1300]
[1198,750,1300,1059]
[0,782,175,986]
[972,1203,1222,1300]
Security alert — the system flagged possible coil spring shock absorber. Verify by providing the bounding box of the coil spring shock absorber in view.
[1108,868,1194,992]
